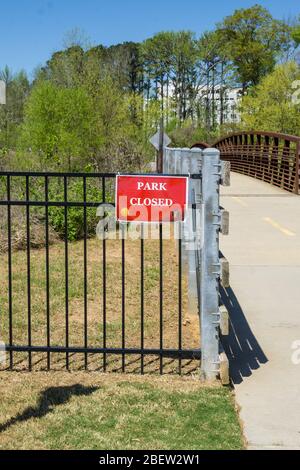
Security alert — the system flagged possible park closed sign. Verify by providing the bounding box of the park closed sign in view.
[116,175,188,223]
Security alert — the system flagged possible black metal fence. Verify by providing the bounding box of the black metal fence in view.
[0,171,200,374]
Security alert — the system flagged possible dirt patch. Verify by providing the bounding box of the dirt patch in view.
[0,207,59,254]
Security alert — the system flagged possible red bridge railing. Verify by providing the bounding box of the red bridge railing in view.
[192,132,300,194]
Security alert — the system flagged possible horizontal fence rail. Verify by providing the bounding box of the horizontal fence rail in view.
[0,171,200,375]
[193,131,300,194]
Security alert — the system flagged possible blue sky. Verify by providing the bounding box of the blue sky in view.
[1,0,299,77]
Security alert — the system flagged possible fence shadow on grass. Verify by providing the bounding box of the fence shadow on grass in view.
[0,384,99,433]
[220,285,268,385]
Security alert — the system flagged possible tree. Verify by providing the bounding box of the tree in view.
[19,81,95,170]
[197,31,226,130]
[142,32,174,120]
[18,74,155,172]
[218,5,290,92]
[171,31,198,123]
[239,62,300,134]
[142,31,199,124]
[105,42,144,94]
[63,27,92,50]
[40,46,85,88]
[0,68,30,149]
[5,6,299,168]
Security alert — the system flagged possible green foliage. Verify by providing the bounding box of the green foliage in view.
[0,68,30,149]
[2,4,300,248]
[167,119,217,147]
[239,62,300,134]
[217,5,290,90]
[2,4,300,177]
[18,74,159,172]
[292,28,300,46]
[40,46,85,88]
[19,81,95,170]
[92,76,135,146]
[47,179,104,241]
[142,31,199,122]
[291,16,300,46]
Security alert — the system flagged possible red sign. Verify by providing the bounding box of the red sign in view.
[116,175,188,223]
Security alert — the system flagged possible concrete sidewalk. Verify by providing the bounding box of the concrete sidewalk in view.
[220,173,300,450]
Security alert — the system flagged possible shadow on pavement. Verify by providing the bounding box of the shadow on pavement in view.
[220,285,268,385]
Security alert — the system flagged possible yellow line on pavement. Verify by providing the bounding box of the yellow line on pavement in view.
[263,217,296,237]
[232,196,248,207]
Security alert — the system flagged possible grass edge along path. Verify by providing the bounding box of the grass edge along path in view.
[0,372,244,450]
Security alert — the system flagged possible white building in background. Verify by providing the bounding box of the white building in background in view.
[198,85,242,124]
[146,82,242,125]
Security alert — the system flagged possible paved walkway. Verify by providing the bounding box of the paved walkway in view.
[220,173,300,450]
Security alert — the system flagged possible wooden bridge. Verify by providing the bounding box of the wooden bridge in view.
[192,131,300,194]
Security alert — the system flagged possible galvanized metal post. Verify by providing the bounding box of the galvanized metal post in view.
[181,148,192,266]
[199,148,221,381]
[187,148,202,319]
[163,146,223,380]
[163,146,169,173]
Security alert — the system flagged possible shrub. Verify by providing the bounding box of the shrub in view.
[48,178,106,241]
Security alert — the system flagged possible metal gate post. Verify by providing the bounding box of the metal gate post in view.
[180,148,191,268]
[187,148,202,318]
[199,148,221,381]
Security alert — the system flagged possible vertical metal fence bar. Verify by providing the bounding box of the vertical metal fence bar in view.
[178,222,182,375]
[121,224,126,372]
[83,176,88,370]
[6,175,13,369]
[140,224,144,374]
[181,148,199,331]
[102,237,107,372]
[45,176,51,370]
[102,177,107,372]
[64,176,69,370]
[102,176,106,202]
[159,223,163,374]
[26,176,32,370]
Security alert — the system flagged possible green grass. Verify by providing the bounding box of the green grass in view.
[0,373,244,450]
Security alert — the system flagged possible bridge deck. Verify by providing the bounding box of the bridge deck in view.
[220,172,300,450]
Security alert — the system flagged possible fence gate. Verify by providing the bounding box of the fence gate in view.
[0,148,229,380]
